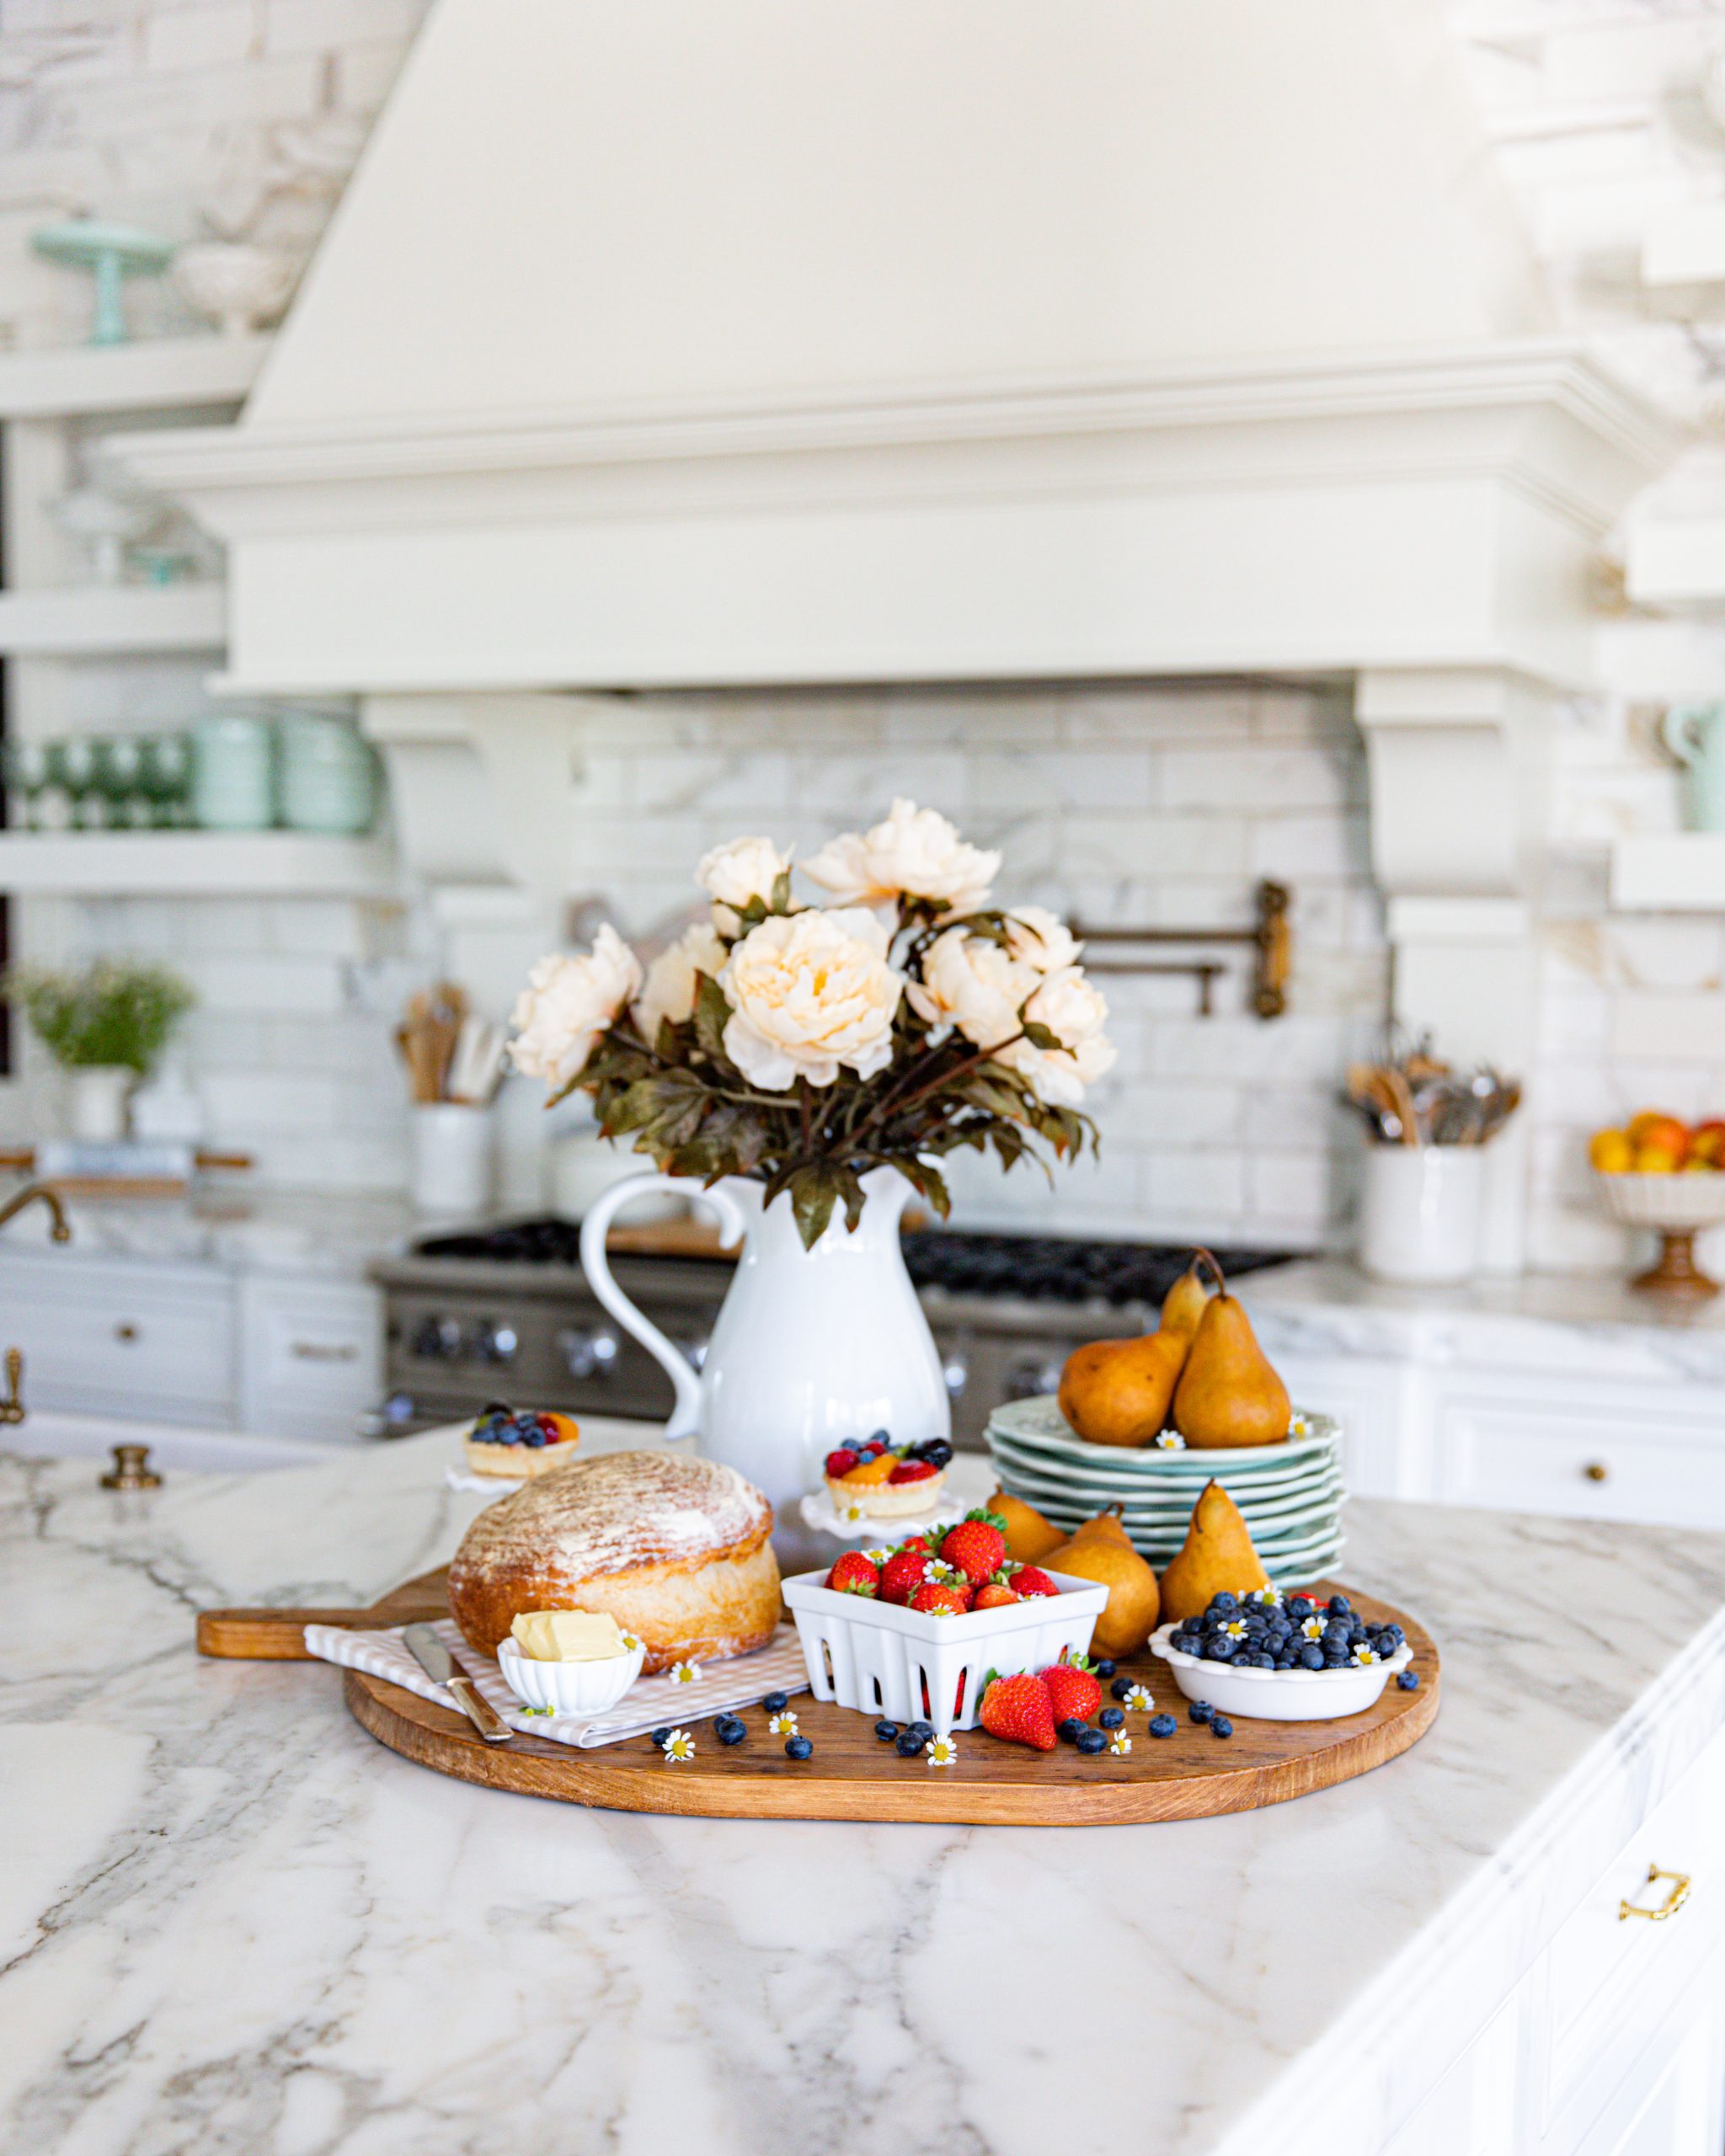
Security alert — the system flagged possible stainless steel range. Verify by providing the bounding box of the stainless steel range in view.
[368,1222,1300,1448]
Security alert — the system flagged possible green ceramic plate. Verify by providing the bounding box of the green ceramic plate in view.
[985,1396,1339,1475]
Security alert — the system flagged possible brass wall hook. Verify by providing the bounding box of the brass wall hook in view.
[1070,879,1292,1019]
[0,1347,24,1426]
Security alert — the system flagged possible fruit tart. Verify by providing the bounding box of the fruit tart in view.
[465,1401,581,1480]
[822,1431,953,1519]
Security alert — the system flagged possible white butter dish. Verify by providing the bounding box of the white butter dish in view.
[495,1633,645,1716]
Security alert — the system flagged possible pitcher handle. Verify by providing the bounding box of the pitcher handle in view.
[578,1174,746,1440]
[1661,705,1713,768]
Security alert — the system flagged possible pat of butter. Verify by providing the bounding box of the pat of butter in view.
[510,1609,629,1663]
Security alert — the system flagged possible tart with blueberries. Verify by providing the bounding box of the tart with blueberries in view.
[465,1401,582,1480]
[822,1431,953,1518]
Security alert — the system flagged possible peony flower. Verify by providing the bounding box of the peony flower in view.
[720,908,903,1091]
[994,964,1116,1108]
[1004,905,1082,974]
[510,926,643,1092]
[907,927,1039,1051]
[697,835,793,933]
[634,921,728,1041]
[804,798,1000,915]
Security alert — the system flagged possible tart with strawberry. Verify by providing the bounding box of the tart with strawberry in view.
[822,1431,953,1519]
[464,1402,581,1480]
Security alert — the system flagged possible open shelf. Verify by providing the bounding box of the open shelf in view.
[0,583,225,656]
[0,830,398,897]
[1610,834,1725,911]
[0,334,269,419]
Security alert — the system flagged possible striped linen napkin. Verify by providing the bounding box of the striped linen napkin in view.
[304,1616,809,1750]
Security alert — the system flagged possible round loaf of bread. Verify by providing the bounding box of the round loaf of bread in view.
[446,1449,781,1671]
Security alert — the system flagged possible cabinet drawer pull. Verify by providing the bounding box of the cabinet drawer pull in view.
[290,1342,359,1363]
[1620,1865,1690,1922]
[1583,1461,1610,1483]
[115,1322,139,1344]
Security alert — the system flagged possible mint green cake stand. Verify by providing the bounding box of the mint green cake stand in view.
[32,221,176,345]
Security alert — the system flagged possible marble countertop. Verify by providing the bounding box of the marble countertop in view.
[8,1424,1725,2156]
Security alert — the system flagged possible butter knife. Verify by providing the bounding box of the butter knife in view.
[403,1623,512,1743]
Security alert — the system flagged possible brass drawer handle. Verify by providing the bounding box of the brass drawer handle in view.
[291,1341,358,1362]
[1583,1461,1609,1483]
[115,1322,139,1343]
[1620,1865,1690,1922]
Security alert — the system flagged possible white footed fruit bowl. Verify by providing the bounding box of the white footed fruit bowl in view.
[495,1634,644,1716]
[782,1567,1108,1737]
[1149,1622,1411,1723]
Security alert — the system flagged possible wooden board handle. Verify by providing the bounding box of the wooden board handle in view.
[197,1606,381,1659]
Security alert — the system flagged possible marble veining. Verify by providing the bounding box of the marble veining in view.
[6,1428,1725,2156]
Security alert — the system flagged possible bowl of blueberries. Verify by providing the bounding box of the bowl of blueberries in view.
[1150,1588,1417,1722]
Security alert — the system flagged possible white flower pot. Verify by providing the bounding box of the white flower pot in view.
[1358,1145,1484,1285]
[67,1065,133,1142]
[579,1166,951,1517]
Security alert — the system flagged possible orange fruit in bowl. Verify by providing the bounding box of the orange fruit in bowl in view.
[1589,1129,1634,1173]
[1690,1121,1725,1166]
[1626,1112,1690,1161]
[1633,1143,1683,1174]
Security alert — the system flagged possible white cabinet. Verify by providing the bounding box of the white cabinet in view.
[0,1254,237,1425]
[238,1274,382,1442]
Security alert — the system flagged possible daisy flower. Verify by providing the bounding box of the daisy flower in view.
[768,1711,798,1735]
[1220,1618,1248,1641]
[1247,1587,1282,1609]
[1289,1413,1311,1438]
[844,1504,865,1524]
[1351,1643,1381,1667]
[1108,1730,1132,1756]
[663,1728,696,1763]
[518,1704,555,1719]
[1299,1615,1326,1640]
[1124,1684,1155,1712]
[863,1548,893,1566]
[620,1634,642,1652]
[925,1735,959,1768]
[669,1661,702,1684]
[926,1559,961,1585]
[1154,1431,1186,1450]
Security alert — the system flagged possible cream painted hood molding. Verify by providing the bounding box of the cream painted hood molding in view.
[118,0,1687,1267]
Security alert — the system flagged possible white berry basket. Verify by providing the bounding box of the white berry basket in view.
[1149,1621,1412,1723]
[782,1567,1108,1737]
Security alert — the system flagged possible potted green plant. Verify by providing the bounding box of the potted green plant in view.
[6,960,195,1141]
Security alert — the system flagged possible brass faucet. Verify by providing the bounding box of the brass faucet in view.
[0,1348,24,1425]
[0,1183,70,1242]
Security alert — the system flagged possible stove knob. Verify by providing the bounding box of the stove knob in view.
[1007,1357,1064,1401]
[410,1315,464,1360]
[943,1354,969,1398]
[558,1326,620,1381]
[358,1390,418,1439]
[473,1321,519,1365]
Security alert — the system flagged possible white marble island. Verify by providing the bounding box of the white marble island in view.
[7,1431,1725,2156]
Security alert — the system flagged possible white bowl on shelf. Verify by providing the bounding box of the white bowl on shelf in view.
[1594,1170,1725,1231]
[494,1632,645,1716]
[1149,1621,1412,1723]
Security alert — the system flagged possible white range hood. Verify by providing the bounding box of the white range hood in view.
[118,0,1687,1267]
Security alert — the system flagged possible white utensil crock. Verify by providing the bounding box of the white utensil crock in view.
[1358,1145,1483,1285]
[579,1166,950,1515]
[67,1065,134,1141]
[410,1103,494,1215]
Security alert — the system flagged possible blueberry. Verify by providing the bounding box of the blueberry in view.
[716,1718,745,1747]
[762,1691,789,1713]
[1075,1727,1108,1754]
[786,1736,814,1760]
[874,1720,899,1742]
[905,1721,934,1744]
[1110,1676,1134,1700]
[1250,1653,1277,1669]
[1322,1649,1348,1668]
[1057,1717,1085,1743]
[1206,1638,1236,1662]
[1093,1660,1117,1678]
[1379,1626,1405,1650]
[1188,1700,1215,1724]
[1287,1596,1314,1617]
[1397,1670,1421,1691]
[649,1727,672,1748]
[1274,1653,1298,1670]
[522,1429,547,1448]
[1211,1592,1239,1614]
[1148,1714,1178,1738]
[480,1399,514,1420]
[867,1428,890,1445]
[1327,1595,1352,1617]
[1099,1707,1124,1730]
[895,1732,921,1757]
[1299,1645,1324,1671]
[1210,1716,1234,1739]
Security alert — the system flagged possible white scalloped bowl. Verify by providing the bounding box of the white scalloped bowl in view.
[1149,1620,1413,1723]
[1594,1170,1725,1231]
[494,1633,645,1716]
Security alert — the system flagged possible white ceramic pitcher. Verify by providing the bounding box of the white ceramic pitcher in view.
[579,1166,950,1513]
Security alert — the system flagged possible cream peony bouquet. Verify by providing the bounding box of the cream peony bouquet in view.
[510,799,1115,1246]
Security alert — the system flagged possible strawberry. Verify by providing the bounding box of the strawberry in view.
[1010,1566,1056,1599]
[879,1550,931,1605]
[898,1534,931,1556]
[911,1581,969,1616]
[940,1518,1007,1585]
[887,1457,939,1486]
[980,1673,1058,1751]
[823,1448,859,1478]
[972,1582,1020,1610]
[1039,1661,1101,1722]
[826,1550,879,1596]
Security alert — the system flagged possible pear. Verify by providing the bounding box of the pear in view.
[1157,1479,1271,1625]
[1171,1256,1290,1449]
[987,1487,1065,1566]
[1058,1329,1188,1447]
[1160,1256,1211,1342]
[1044,1505,1161,1657]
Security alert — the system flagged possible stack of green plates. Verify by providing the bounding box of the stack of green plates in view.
[984,1396,1345,1586]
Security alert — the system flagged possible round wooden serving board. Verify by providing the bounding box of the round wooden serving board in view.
[321,1570,1440,1825]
